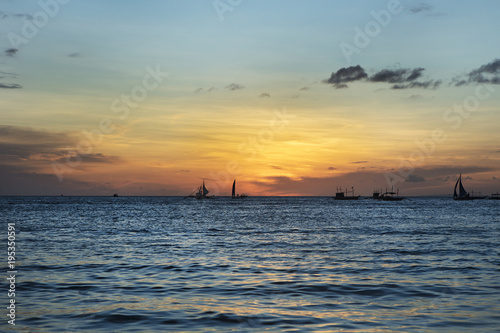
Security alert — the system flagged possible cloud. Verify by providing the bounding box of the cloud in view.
[370,67,441,89]
[225,83,245,91]
[451,59,500,86]
[408,3,433,14]
[406,174,426,182]
[299,87,310,91]
[0,11,33,20]
[0,83,21,89]
[328,167,337,171]
[325,65,367,88]
[351,161,368,164]
[67,52,81,58]
[324,65,441,89]
[370,68,424,83]
[259,92,270,98]
[0,125,120,164]
[4,48,17,57]
[194,88,203,93]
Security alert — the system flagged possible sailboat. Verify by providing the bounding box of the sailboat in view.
[232,179,248,199]
[195,179,214,199]
[453,174,486,200]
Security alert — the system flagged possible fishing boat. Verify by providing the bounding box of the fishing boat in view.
[333,187,360,200]
[195,179,215,199]
[490,192,500,200]
[453,173,486,200]
[373,187,404,201]
[232,179,248,199]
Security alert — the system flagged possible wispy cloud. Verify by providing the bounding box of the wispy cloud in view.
[324,65,441,89]
[451,59,500,86]
[259,92,270,98]
[225,83,245,91]
[4,48,18,57]
[408,3,433,14]
[0,83,21,89]
[0,11,33,20]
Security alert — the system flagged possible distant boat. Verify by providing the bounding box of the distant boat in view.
[373,187,404,201]
[333,186,360,200]
[490,192,500,200]
[453,174,486,200]
[195,179,215,199]
[232,179,248,199]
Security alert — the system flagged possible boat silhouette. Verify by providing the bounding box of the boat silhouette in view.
[333,187,360,200]
[232,179,248,199]
[453,174,486,200]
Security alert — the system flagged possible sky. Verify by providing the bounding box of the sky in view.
[1,0,499,196]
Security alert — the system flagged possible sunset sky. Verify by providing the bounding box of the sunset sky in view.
[1,0,499,196]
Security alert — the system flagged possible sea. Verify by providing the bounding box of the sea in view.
[1,196,499,332]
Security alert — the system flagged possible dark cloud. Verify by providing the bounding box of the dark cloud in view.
[259,92,270,98]
[452,59,500,86]
[4,48,17,57]
[225,83,245,91]
[0,11,33,20]
[0,83,21,89]
[325,65,367,88]
[0,125,120,164]
[406,174,425,182]
[392,80,441,90]
[67,52,81,58]
[325,65,440,90]
[408,3,433,14]
[370,68,424,83]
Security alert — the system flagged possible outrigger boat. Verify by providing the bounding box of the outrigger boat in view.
[490,192,500,200]
[333,187,360,200]
[373,187,404,201]
[194,179,215,199]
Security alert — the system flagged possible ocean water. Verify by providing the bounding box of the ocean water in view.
[2,196,500,332]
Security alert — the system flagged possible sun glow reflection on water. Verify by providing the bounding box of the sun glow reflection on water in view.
[4,196,500,332]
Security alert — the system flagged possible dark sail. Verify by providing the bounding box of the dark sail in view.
[458,176,467,197]
[203,180,209,196]
[232,180,236,198]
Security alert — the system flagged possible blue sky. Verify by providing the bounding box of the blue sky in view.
[1,0,500,195]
